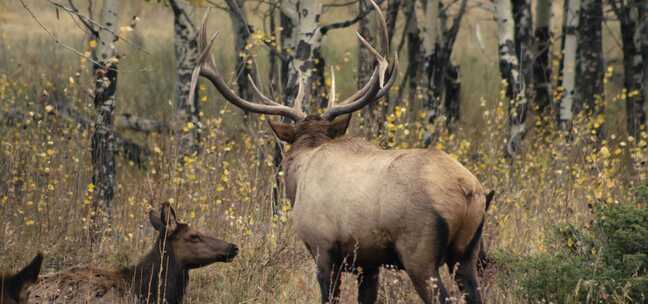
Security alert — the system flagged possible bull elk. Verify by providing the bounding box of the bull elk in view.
[193,1,489,303]
[28,203,238,304]
[1,253,43,304]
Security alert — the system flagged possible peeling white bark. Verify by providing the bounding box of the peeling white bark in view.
[533,0,552,113]
[90,0,120,245]
[281,0,323,111]
[494,0,527,156]
[559,0,581,130]
[420,0,441,59]
[171,0,202,157]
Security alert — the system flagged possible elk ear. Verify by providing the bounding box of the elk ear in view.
[485,190,495,211]
[150,202,178,234]
[9,253,43,296]
[268,120,297,143]
[327,114,351,138]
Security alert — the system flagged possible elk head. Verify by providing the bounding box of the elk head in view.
[150,203,238,269]
[0,253,43,304]
[190,0,397,145]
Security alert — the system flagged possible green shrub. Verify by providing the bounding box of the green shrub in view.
[496,184,648,303]
[594,203,648,275]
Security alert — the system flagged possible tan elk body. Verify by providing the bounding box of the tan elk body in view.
[286,136,485,267]
[194,1,489,303]
[28,203,238,304]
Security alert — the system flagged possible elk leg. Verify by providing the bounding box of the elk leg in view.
[451,217,484,304]
[357,267,379,304]
[454,261,482,304]
[312,248,343,304]
[404,267,449,304]
[396,216,451,304]
[449,240,483,304]
[396,244,450,303]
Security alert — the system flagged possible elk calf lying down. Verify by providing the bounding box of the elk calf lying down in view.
[28,203,238,304]
[1,254,43,304]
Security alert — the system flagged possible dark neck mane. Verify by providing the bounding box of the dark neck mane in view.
[120,239,189,304]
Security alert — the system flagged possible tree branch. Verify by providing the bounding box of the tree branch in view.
[168,0,197,31]
[19,0,103,67]
[443,0,468,52]
[42,92,155,165]
[50,0,148,54]
[320,0,389,34]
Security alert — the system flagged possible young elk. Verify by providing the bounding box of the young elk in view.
[193,1,489,303]
[28,203,238,304]
[1,254,43,304]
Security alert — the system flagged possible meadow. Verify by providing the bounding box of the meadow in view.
[1,0,646,303]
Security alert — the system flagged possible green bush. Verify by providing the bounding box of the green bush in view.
[594,203,648,276]
[496,184,648,303]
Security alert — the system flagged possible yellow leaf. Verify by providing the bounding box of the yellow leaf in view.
[600,146,610,158]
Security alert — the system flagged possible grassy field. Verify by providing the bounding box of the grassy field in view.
[1,0,646,303]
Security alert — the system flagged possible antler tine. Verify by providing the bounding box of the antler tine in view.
[193,16,306,122]
[247,74,279,105]
[189,39,218,108]
[329,66,336,107]
[293,70,305,113]
[372,0,390,55]
[321,0,394,121]
[375,51,399,99]
[356,32,388,87]
[188,10,217,107]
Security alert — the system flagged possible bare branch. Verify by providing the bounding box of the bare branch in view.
[320,0,389,34]
[49,0,149,54]
[168,0,196,31]
[18,0,103,67]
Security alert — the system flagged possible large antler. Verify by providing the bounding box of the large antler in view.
[321,0,398,121]
[189,12,307,122]
[192,0,396,122]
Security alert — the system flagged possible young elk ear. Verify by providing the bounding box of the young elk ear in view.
[149,202,178,234]
[15,253,43,285]
[268,120,297,143]
[9,253,43,301]
[326,114,351,139]
[485,190,495,212]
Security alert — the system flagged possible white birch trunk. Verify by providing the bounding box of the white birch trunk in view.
[559,0,581,130]
[420,0,441,60]
[636,2,648,114]
[281,0,322,112]
[494,0,528,156]
[227,0,255,101]
[418,0,442,146]
[90,0,119,245]
[358,0,378,137]
[170,0,201,157]
[533,0,552,113]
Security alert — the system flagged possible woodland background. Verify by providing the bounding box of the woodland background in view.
[0,0,647,303]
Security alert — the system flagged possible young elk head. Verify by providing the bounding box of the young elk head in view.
[150,203,238,269]
[190,0,397,145]
[1,253,43,304]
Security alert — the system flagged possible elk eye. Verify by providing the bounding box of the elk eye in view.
[190,234,201,242]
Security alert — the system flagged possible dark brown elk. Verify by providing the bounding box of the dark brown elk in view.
[193,1,488,303]
[1,253,43,304]
[28,203,238,304]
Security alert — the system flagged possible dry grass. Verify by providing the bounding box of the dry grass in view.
[1,1,646,303]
